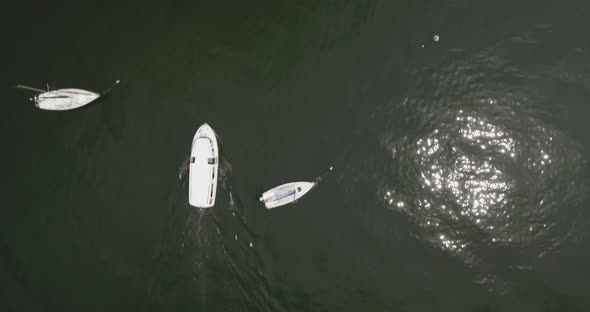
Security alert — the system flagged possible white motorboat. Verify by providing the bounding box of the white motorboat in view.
[189,123,219,208]
[15,80,120,111]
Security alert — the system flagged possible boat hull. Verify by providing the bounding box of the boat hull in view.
[35,88,99,111]
[259,181,316,209]
[189,123,219,208]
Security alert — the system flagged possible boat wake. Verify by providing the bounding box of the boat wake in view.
[151,158,279,311]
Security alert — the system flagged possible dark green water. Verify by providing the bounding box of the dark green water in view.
[3,0,590,311]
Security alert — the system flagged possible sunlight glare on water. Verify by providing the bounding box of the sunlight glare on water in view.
[374,41,588,293]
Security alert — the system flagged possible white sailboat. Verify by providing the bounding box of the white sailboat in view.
[189,123,219,208]
[259,181,317,209]
[259,166,333,209]
[15,80,120,111]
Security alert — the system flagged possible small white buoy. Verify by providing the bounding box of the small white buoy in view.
[434,35,440,42]
[249,241,253,247]
[421,44,425,48]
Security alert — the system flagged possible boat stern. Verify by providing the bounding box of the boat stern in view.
[259,192,275,203]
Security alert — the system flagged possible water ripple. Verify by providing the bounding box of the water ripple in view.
[370,46,589,292]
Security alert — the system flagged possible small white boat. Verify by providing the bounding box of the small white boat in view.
[35,89,99,110]
[259,181,317,209]
[15,80,120,111]
[189,123,219,208]
[260,167,333,209]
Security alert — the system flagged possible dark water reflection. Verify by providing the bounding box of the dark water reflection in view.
[4,0,590,311]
